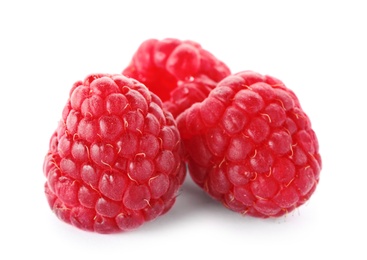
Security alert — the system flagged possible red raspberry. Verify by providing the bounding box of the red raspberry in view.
[43,74,186,233]
[176,70,322,218]
[122,38,231,117]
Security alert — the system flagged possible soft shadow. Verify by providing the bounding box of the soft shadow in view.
[137,176,224,232]
[176,176,223,213]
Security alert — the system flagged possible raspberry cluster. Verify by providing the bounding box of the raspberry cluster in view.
[43,38,321,233]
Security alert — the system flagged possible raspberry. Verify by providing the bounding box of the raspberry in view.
[176,70,322,218]
[43,74,186,233]
[122,38,231,117]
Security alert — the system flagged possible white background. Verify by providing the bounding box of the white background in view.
[1,0,366,259]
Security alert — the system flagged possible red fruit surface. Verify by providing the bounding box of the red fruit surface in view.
[122,38,231,118]
[43,74,186,233]
[176,70,322,218]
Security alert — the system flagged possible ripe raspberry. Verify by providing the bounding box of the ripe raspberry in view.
[176,70,322,218]
[43,74,186,233]
[122,38,231,118]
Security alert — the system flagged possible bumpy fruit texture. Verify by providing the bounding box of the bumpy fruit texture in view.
[43,74,186,233]
[177,70,321,218]
[122,38,231,118]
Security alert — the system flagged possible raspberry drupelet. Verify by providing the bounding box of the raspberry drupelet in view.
[176,70,322,218]
[43,74,186,233]
[122,38,231,118]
